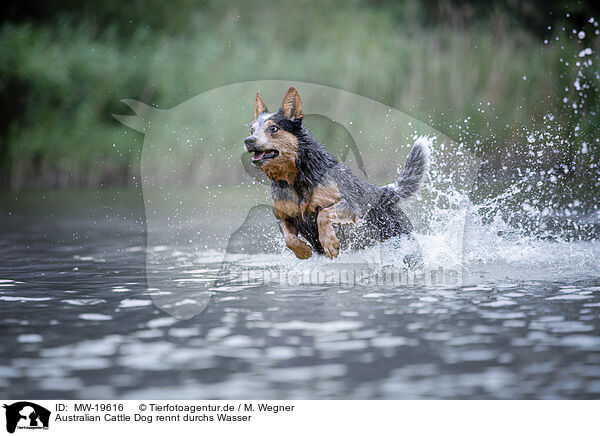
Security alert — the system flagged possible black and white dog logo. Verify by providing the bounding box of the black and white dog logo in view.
[3,402,50,434]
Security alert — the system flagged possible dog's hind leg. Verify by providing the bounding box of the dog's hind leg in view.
[279,220,312,259]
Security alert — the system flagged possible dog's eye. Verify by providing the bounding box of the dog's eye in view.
[269,125,279,133]
[250,127,255,135]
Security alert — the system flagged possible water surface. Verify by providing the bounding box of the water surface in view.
[1,189,600,399]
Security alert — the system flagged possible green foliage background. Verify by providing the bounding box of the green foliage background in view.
[0,0,598,190]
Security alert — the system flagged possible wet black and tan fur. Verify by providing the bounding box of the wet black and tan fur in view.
[244,87,429,261]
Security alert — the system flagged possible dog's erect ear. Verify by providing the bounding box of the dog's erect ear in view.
[281,87,303,122]
[254,91,268,119]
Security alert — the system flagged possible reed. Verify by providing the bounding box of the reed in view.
[0,1,597,189]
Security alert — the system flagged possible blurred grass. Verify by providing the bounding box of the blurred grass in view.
[0,0,598,189]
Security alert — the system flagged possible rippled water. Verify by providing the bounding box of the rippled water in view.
[1,189,600,399]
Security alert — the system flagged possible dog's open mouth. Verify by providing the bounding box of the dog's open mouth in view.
[251,149,279,163]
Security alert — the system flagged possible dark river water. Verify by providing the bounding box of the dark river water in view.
[1,189,600,399]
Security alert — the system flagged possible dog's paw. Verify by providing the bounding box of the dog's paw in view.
[292,242,312,259]
[320,233,340,259]
[285,236,312,259]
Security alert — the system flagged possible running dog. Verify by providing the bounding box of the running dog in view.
[244,87,429,262]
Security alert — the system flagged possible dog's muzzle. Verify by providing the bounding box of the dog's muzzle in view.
[244,136,256,151]
[244,136,279,165]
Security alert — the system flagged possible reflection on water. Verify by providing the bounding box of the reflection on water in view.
[1,190,600,399]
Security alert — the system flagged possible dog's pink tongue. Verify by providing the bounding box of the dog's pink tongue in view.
[252,151,265,161]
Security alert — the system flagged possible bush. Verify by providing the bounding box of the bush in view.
[0,1,598,189]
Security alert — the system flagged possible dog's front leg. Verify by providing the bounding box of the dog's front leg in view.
[279,219,312,259]
[317,205,341,259]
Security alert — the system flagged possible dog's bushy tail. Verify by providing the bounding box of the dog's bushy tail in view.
[390,136,430,199]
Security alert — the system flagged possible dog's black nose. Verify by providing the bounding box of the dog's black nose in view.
[244,136,256,148]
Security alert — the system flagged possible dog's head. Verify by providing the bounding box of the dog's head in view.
[244,87,304,184]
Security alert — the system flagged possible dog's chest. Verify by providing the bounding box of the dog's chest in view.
[271,186,301,220]
[271,183,342,220]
